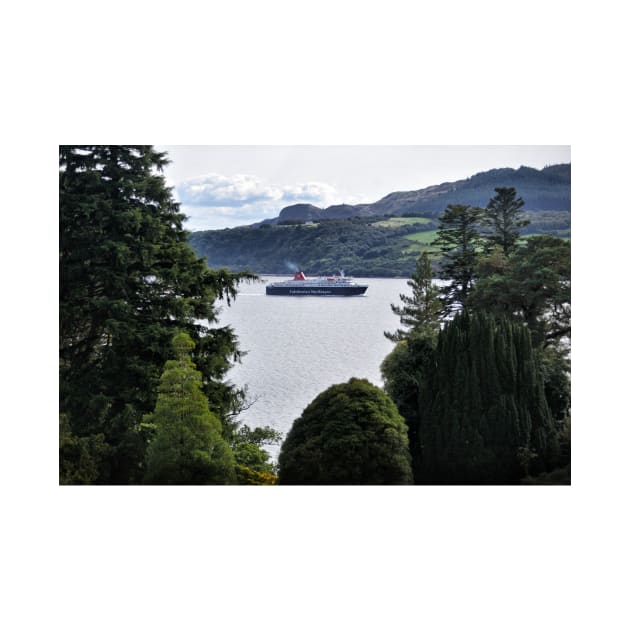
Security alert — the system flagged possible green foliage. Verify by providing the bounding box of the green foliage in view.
[278,378,413,485]
[229,424,282,474]
[537,346,571,424]
[468,235,571,347]
[189,216,438,277]
[483,187,529,256]
[59,145,253,483]
[144,333,236,484]
[381,195,569,483]
[59,414,109,484]
[382,312,561,484]
[521,210,570,238]
[381,335,435,481]
[557,415,571,468]
[373,217,433,228]
[386,252,442,342]
[189,206,568,278]
[233,424,283,448]
[418,313,559,483]
[233,443,272,471]
[433,204,485,312]
[235,465,278,485]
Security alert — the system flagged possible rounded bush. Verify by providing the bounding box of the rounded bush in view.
[278,378,412,485]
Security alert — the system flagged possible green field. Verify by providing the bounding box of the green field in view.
[373,216,433,228]
[401,230,440,256]
[404,229,439,244]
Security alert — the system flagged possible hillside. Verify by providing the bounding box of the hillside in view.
[190,216,439,277]
[189,164,571,277]
[269,164,570,223]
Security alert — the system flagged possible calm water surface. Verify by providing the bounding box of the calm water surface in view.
[214,276,412,459]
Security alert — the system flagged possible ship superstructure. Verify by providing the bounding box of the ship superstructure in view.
[266,271,368,296]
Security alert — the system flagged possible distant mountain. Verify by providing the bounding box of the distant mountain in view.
[272,164,570,223]
[276,203,323,222]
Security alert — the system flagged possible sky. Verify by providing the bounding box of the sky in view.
[156,145,571,231]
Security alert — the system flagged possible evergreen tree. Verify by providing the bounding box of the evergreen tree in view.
[537,346,571,424]
[467,235,570,348]
[381,334,436,481]
[433,204,485,313]
[385,252,442,342]
[483,187,529,256]
[143,333,236,484]
[59,414,108,485]
[417,313,559,483]
[278,379,413,485]
[59,146,253,483]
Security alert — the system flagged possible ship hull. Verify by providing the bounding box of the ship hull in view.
[266,285,367,296]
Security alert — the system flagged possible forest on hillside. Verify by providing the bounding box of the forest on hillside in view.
[189,210,570,277]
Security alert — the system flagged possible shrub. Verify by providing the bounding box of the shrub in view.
[278,378,412,485]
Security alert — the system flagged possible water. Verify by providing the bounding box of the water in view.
[214,276,412,459]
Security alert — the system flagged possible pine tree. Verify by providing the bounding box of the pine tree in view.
[385,252,442,342]
[59,146,253,483]
[144,333,236,484]
[483,187,529,256]
[433,204,485,313]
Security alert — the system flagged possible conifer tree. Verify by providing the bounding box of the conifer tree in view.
[59,146,253,483]
[381,334,436,481]
[483,187,529,256]
[144,333,236,484]
[416,313,559,483]
[433,204,485,313]
[385,252,442,342]
[467,235,570,348]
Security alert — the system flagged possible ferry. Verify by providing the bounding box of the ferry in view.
[266,271,368,296]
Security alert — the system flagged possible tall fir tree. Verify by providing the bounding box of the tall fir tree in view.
[483,187,529,256]
[385,252,442,342]
[143,333,236,484]
[433,204,485,313]
[59,146,253,483]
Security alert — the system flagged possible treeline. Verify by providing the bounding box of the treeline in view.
[276,189,570,484]
[190,216,437,277]
[189,211,569,277]
[59,146,280,484]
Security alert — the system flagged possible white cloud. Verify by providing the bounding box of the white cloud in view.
[177,173,343,207]
[179,173,280,207]
[176,172,364,230]
[280,181,338,204]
